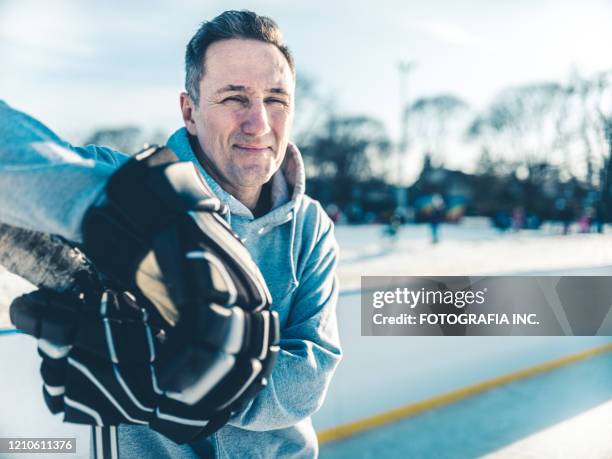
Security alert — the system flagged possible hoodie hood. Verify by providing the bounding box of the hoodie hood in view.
[166,127,305,231]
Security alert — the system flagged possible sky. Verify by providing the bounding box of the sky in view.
[1,0,611,175]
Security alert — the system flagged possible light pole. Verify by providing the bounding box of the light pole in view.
[395,60,416,219]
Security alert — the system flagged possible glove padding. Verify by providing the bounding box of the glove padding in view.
[10,145,279,443]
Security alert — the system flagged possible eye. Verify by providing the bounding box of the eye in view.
[265,98,289,107]
[222,96,248,105]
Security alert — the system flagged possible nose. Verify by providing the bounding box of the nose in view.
[241,100,271,137]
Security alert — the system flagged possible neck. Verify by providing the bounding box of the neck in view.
[223,182,262,211]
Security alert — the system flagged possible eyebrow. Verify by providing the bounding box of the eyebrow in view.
[216,85,246,94]
[215,85,290,96]
[269,88,290,96]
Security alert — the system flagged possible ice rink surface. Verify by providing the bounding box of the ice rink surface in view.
[320,350,612,458]
[0,333,91,459]
[2,220,612,458]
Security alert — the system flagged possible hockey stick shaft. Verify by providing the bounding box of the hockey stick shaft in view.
[0,223,90,291]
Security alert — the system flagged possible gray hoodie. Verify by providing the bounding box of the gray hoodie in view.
[0,101,342,458]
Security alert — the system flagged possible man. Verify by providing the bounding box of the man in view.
[0,10,341,458]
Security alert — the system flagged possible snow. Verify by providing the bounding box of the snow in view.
[0,267,34,328]
[0,334,91,457]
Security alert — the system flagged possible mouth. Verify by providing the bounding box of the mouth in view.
[233,144,271,153]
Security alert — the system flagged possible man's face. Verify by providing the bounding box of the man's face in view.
[184,38,295,195]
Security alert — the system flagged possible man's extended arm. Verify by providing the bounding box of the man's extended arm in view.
[5,139,281,443]
[0,100,128,242]
[228,221,342,431]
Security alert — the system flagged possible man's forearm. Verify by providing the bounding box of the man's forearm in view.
[228,233,342,432]
[0,101,128,242]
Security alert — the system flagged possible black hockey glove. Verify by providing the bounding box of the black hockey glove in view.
[10,146,279,443]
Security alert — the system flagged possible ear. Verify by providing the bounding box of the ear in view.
[180,92,199,135]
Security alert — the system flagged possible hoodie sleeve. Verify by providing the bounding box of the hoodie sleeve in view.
[0,101,129,242]
[228,206,342,431]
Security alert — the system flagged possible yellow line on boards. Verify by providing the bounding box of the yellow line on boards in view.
[317,342,612,445]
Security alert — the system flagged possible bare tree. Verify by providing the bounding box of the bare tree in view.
[84,126,143,153]
[293,74,333,147]
[83,126,168,155]
[554,70,611,187]
[405,94,470,164]
[549,69,612,230]
[467,82,566,172]
[302,115,391,206]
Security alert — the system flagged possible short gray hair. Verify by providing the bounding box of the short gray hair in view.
[185,10,295,105]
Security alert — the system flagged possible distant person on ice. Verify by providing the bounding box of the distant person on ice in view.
[0,10,341,459]
[428,194,445,244]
